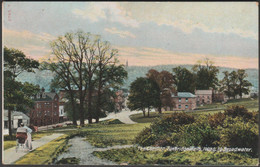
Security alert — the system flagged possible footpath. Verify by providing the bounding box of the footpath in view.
[3,133,63,164]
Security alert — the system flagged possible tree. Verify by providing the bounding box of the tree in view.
[229,71,239,99]
[49,30,122,125]
[94,64,127,122]
[192,58,219,90]
[172,66,196,93]
[127,77,160,117]
[4,47,40,136]
[146,70,176,113]
[220,71,232,99]
[236,69,252,99]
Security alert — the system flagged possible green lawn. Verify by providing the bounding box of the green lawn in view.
[80,122,151,147]
[93,148,258,166]
[130,98,259,123]
[15,134,69,165]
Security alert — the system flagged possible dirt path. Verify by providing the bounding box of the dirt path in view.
[55,136,117,165]
[3,133,63,164]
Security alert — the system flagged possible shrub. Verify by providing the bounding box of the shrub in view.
[218,117,258,157]
[135,127,157,147]
[208,112,226,128]
[172,120,219,147]
[150,112,195,135]
[224,105,253,120]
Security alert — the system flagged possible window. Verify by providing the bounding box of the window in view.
[185,105,188,109]
[179,98,181,102]
[208,96,210,99]
[178,105,181,109]
[4,121,8,128]
[185,98,188,102]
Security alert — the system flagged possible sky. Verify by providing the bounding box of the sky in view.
[3,2,259,69]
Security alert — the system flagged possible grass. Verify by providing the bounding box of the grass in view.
[4,141,17,150]
[130,98,259,123]
[80,122,151,148]
[93,148,258,166]
[14,134,69,165]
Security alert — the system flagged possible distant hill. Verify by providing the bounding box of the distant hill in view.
[16,65,259,91]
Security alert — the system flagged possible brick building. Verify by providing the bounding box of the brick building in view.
[195,90,213,105]
[171,92,197,111]
[30,88,59,126]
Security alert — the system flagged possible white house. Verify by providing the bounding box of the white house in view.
[4,110,30,135]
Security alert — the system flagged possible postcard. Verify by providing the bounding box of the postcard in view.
[2,1,259,166]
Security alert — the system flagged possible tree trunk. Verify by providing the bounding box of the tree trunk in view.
[148,108,150,117]
[8,109,12,137]
[158,103,162,114]
[95,118,99,123]
[87,84,93,124]
[142,109,146,117]
[79,98,85,126]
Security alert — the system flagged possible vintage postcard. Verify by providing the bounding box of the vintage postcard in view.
[2,1,259,166]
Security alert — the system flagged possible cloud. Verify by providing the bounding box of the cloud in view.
[72,2,139,28]
[115,46,258,69]
[104,27,136,38]
[3,29,55,60]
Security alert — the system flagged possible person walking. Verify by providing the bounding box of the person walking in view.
[20,123,33,151]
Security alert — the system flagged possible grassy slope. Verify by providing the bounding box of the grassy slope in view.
[93,148,258,166]
[130,98,259,123]
[81,123,151,147]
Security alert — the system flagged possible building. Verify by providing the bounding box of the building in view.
[30,88,59,126]
[4,110,30,135]
[58,90,69,122]
[212,90,227,103]
[195,90,213,105]
[171,92,197,111]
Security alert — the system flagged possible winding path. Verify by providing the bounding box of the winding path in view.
[55,136,118,165]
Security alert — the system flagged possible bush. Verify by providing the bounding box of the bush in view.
[224,105,253,120]
[218,117,258,157]
[208,112,226,128]
[100,119,124,125]
[135,127,157,147]
[150,112,195,135]
[172,120,219,147]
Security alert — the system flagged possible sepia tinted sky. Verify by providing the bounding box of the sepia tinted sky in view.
[3,2,258,69]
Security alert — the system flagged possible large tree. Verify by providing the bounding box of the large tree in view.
[4,47,40,136]
[236,69,252,99]
[49,30,123,125]
[127,77,160,117]
[220,71,232,99]
[146,69,176,113]
[192,58,219,90]
[172,66,196,93]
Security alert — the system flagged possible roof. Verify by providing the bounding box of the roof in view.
[4,110,30,120]
[195,90,213,95]
[172,92,196,98]
[34,92,58,101]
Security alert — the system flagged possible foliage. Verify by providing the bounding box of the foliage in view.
[172,119,220,147]
[150,112,195,135]
[172,66,196,93]
[218,117,258,157]
[4,46,40,136]
[236,69,252,98]
[127,77,161,117]
[93,148,258,165]
[208,112,226,128]
[224,105,253,120]
[135,112,195,146]
[56,157,80,164]
[192,58,219,90]
[135,127,157,147]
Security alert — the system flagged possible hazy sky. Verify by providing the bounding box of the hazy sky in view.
[3,2,258,69]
